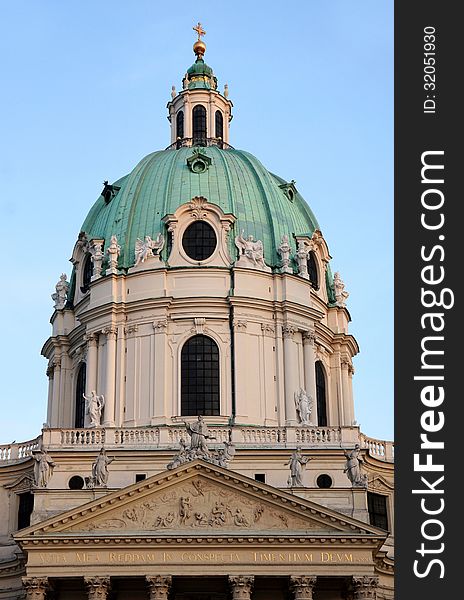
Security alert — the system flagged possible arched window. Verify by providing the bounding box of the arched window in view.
[215,110,223,140]
[181,335,220,416]
[307,252,319,290]
[315,361,327,426]
[176,110,184,140]
[192,105,207,146]
[81,254,93,293]
[75,363,86,428]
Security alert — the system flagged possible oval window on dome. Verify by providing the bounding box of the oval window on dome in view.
[182,221,217,261]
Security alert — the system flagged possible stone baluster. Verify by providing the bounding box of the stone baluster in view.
[290,576,317,600]
[283,325,298,425]
[84,577,111,600]
[352,576,379,599]
[146,575,172,600]
[228,575,254,600]
[22,577,50,600]
[302,330,318,425]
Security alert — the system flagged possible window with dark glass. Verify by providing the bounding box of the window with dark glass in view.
[368,492,389,530]
[68,475,85,490]
[181,335,220,416]
[307,252,319,289]
[81,254,93,293]
[176,110,184,140]
[316,474,332,489]
[182,221,217,261]
[215,110,223,139]
[17,492,34,530]
[192,105,207,145]
[315,361,327,426]
[75,363,86,428]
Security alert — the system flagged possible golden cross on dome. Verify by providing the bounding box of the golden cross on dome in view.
[193,22,206,40]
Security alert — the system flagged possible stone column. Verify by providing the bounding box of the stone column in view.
[146,575,172,600]
[302,330,318,425]
[85,333,99,396]
[51,355,61,427]
[283,325,298,424]
[102,326,117,427]
[84,576,111,600]
[341,357,354,426]
[22,577,50,600]
[290,576,317,600]
[352,576,379,599]
[228,575,254,600]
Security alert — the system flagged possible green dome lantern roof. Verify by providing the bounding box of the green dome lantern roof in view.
[184,22,218,90]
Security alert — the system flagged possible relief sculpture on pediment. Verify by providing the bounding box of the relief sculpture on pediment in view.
[70,476,317,533]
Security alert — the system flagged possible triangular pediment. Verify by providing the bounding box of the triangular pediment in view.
[16,461,385,540]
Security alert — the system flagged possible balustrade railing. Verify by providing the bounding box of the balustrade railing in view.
[295,427,341,444]
[0,436,41,462]
[360,433,394,461]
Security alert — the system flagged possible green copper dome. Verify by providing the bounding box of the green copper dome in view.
[81,145,320,271]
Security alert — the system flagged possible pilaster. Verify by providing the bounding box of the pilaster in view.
[102,326,117,427]
[290,575,317,600]
[84,576,111,600]
[146,575,172,600]
[228,575,254,600]
[283,325,298,424]
[302,330,318,425]
[352,576,379,599]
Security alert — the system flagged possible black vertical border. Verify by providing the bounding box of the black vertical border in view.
[395,2,460,597]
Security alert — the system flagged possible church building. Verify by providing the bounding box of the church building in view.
[0,25,394,600]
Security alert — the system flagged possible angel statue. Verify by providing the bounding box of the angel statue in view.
[234,230,270,271]
[83,390,105,427]
[294,388,312,425]
[134,233,165,266]
[51,273,69,310]
[333,271,349,308]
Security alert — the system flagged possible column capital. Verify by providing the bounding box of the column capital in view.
[302,329,316,345]
[352,576,379,599]
[84,576,111,600]
[290,575,317,600]
[228,575,254,600]
[102,325,118,340]
[282,324,297,339]
[22,577,50,600]
[153,319,168,333]
[146,575,172,600]
[84,332,99,346]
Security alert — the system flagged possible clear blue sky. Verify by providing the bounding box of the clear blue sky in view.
[0,1,393,442]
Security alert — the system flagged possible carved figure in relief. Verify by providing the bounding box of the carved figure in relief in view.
[155,512,175,527]
[234,230,270,271]
[83,391,105,427]
[285,447,311,487]
[278,234,293,273]
[92,447,114,486]
[333,271,349,307]
[344,444,366,487]
[134,233,165,266]
[106,234,121,273]
[51,273,69,310]
[232,508,250,527]
[209,501,227,526]
[294,388,313,425]
[193,511,209,526]
[179,496,192,524]
[32,449,56,488]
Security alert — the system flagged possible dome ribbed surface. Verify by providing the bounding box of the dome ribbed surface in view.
[80,146,320,270]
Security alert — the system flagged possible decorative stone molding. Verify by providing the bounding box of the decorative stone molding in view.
[290,576,317,600]
[193,317,206,334]
[233,319,248,330]
[84,576,111,600]
[146,575,172,600]
[352,576,379,599]
[89,239,105,280]
[106,234,121,274]
[235,231,272,272]
[228,575,254,600]
[84,332,99,346]
[278,234,293,274]
[22,576,50,600]
[124,323,139,335]
[102,325,118,340]
[189,195,210,218]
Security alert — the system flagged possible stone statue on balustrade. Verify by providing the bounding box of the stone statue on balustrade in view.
[294,388,313,425]
[295,240,309,279]
[134,233,165,267]
[51,273,69,310]
[278,234,293,274]
[83,390,105,427]
[167,418,235,470]
[343,444,367,487]
[106,234,121,274]
[235,230,271,272]
[285,447,312,487]
[32,449,56,488]
[91,447,114,487]
[333,271,349,308]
